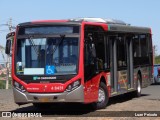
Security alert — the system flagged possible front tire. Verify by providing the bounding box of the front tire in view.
[92,82,109,109]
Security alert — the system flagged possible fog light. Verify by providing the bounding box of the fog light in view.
[73,80,80,87]
[14,81,26,92]
[67,85,72,91]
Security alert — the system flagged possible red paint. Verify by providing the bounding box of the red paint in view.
[83,71,109,103]
[12,26,18,85]
[83,21,108,31]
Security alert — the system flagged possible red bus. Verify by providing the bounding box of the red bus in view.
[5,18,153,109]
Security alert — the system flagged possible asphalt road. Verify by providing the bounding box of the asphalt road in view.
[0,84,160,119]
[141,83,160,100]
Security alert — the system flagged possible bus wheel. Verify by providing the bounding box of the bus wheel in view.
[134,75,141,97]
[92,82,109,109]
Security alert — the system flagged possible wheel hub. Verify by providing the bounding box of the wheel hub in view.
[98,88,105,103]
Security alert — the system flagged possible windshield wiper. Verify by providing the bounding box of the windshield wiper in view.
[50,34,65,55]
[28,37,39,56]
[47,35,65,64]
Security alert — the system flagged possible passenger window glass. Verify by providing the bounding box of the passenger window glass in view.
[117,36,127,67]
[140,35,148,57]
[133,34,150,65]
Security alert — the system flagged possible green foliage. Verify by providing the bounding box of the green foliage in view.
[0,80,5,89]
[155,55,160,64]
[0,76,12,89]
[0,73,6,77]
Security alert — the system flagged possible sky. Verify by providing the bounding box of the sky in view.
[0,0,160,61]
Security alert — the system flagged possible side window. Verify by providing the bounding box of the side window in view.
[133,34,150,65]
[94,32,105,70]
[140,35,148,57]
[84,25,105,81]
[133,35,140,57]
[117,35,127,68]
[84,25,105,69]
[84,34,93,66]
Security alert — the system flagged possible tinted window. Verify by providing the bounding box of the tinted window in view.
[117,36,127,68]
[133,34,151,66]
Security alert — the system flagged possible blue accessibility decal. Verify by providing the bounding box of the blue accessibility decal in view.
[46,65,55,75]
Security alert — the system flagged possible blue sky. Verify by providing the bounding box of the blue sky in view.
[0,0,160,55]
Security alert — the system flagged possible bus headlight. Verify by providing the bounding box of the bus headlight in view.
[14,81,26,92]
[66,79,81,92]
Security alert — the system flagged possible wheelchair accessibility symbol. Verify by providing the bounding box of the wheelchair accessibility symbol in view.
[46,65,55,75]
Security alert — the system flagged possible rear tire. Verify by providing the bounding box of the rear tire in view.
[92,82,109,109]
[133,75,141,97]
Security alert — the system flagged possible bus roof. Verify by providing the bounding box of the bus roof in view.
[107,24,151,34]
[18,18,151,34]
[69,18,151,34]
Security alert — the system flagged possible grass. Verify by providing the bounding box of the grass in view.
[155,55,160,64]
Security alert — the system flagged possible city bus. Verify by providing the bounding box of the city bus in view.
[5,18,153,109]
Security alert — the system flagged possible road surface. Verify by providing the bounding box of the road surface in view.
[0,84,160,119]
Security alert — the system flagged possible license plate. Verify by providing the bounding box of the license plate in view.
[39,98,49,102]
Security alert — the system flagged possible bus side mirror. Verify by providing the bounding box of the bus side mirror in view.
[5,39,11,55]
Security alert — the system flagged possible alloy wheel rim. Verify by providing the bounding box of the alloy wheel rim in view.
[98,88,105,103]
[137,80,141,93]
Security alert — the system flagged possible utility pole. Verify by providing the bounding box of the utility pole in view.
[6,18,12,89]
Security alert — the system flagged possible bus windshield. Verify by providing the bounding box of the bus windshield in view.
[16,37,79,75]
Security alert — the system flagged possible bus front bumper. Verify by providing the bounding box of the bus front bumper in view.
[13,85,84,104]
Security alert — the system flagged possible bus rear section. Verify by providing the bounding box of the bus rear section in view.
[6,18,153,109]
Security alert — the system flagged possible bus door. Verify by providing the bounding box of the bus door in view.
[108,36,118,94]
[116,35,128,92]
[108,34,134,94]
[84,32,97,102]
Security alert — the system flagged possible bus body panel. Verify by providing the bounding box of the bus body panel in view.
[84,72,109,103]
[9,18,153,106]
